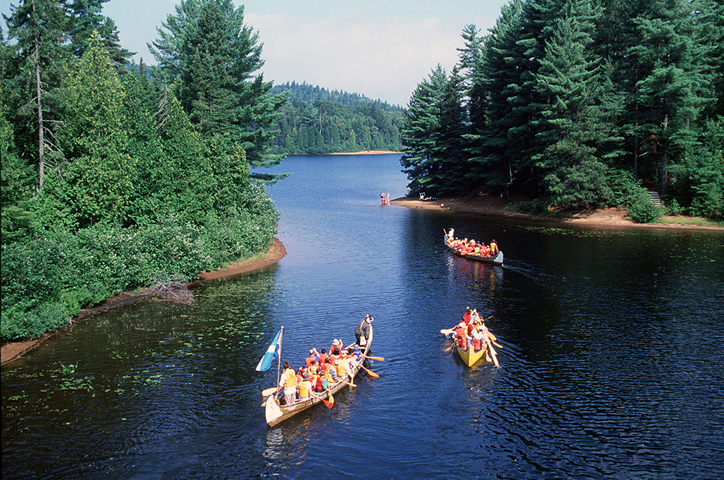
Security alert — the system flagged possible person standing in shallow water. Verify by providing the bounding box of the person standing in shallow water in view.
[380,192,387,205]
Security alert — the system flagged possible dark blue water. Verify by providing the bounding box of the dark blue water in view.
[3,154,724,479]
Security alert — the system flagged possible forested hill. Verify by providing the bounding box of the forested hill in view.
[269,81,403,110]
[268,82,405,155]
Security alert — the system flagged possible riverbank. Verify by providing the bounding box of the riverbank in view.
[0,238,287,366]
[391,195,724,231]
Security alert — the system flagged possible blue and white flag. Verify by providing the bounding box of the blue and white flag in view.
[255,329,282,372]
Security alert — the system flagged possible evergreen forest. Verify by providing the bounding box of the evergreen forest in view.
[267,82,405,155]
[401,0,723,222]
[1,0,284,341]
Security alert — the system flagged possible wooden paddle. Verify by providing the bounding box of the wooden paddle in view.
[357,362,380,378]
[261,387,278,397]
[482,330,499,367]
[361,354,385,361]
[310,392,334,408]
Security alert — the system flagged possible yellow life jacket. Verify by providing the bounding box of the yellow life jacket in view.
[298,380,311,398]
[336,360,347,378]
[284,368,297,388]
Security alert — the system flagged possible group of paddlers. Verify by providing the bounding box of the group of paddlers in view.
[452,307,500,366]
[445,228,499,258]
[275,339,361,406]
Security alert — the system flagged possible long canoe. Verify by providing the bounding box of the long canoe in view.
[443,235,504,266]
[456,344,487,367]
[263,326,374,427]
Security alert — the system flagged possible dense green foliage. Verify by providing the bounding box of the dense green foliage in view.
[401,0,724,220]
[1,0,281,341]
[267,82,405,155]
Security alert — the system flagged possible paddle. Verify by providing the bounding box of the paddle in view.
[357,362,380,378]
[310,391,334,408]
[361,354,385,361]
[261,387,278,397]
[482,330,499,367]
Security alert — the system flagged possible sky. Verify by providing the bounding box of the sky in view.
[2,0,510,107]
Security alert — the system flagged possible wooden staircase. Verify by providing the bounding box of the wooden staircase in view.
[462,187,486,202]
[648,191,661,207]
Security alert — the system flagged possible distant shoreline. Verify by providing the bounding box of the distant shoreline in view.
[325,150,402,155]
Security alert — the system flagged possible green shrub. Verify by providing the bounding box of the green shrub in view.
[513,199,550,216]
[627,188,662,223]
[0,185,279,342]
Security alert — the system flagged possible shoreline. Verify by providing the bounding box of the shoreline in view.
[390,195,724,232]
[0,238,287,367]
[325,150,402,155]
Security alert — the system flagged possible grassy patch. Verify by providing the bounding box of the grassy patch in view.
[657,215,724,228]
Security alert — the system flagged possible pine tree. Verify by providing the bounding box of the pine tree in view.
[149,0,287,181]
[531,1,616,208]
[4,0,70,191]
[400,66,444,195]
[470,0,524,196]
[632,0,717,197]
[61,31,136,226]
[66,0,133,65]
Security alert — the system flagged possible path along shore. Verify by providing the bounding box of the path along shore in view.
[1,238,287,366]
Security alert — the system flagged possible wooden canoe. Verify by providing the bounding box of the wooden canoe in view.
[456,344,487,367]
[443,236,504,266]
[263,326,374,427]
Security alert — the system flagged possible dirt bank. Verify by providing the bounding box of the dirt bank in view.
[391,195,724,232]
[1,238,287,366]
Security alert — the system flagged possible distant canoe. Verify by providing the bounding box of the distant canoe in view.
[263,326,373,427]
[443,236,504,266]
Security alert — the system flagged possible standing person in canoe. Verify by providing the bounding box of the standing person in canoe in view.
[490,239,499,256]
[355,314,374,348]
[276,361,298,405]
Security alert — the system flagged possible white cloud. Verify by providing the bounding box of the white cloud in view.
[249,13,463,106]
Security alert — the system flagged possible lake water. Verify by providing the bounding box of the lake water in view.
[3,154,724,479]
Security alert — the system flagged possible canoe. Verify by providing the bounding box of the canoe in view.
[443,235,504,266]
[263,325,374,427]
[456,344,487,367]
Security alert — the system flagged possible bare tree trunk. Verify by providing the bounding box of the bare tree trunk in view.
[633,134,638,176]
[660,115,668,198]
[33,0,44,191]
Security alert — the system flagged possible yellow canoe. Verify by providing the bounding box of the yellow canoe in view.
[456,344,487,367]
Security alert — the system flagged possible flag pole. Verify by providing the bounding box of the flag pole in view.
[275,326,284,388]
